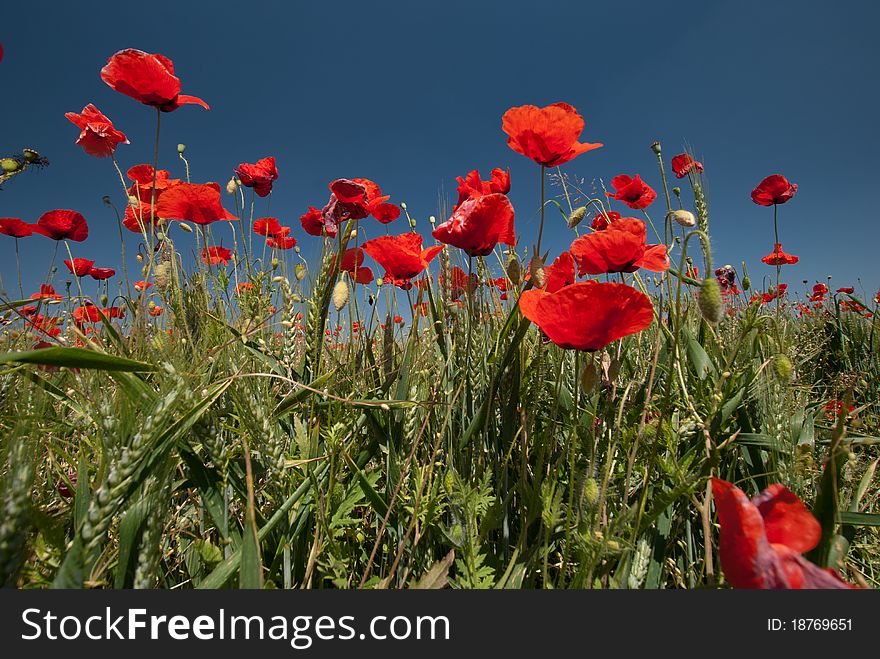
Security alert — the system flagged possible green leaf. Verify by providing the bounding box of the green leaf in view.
[838,511,880,527]
[0,347,157,372]
[239,518,263,589]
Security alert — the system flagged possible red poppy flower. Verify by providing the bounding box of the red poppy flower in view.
[322,178,390,230]
[236,157,278,197]
[761,243,799,266]
[606,175,657,210]
[88,267,116,280]
[813,283,829,296]
[372,203,401,224]
[127,164,180,197]
[591,211,621,232]
[711,478,853,589]
[362,233,443,281]
[501,102,603,167]
[64,104,129,158]
[542,251,576,293]
[751,175,797,206]
[518,281,654,351]
[0,218,34,238]
[836,287,854,295]
[413,302,429,317]
[235,282,256,295]
[492,277,508,292]
[104,306,125,319]
[253,217,289,237]
[156,183,237,225]
[33,210,89,242]
[202,246,232,266]
[570,217,668,276]
[331,248,374,284]
[73,305,102,324]
[100,49,209,112]
[148,306,164,317]
[840,299,868,314]
[442,266,479,300]
[394,315,404,324]
[432,193,515,257]
[267,236,297,250]
[670,153,704,179]
[761,283,788,304]
[453,168,510,210]
[300,206,332,237]
[31,284,63,300]
[20,305,38,316]
[64,258,95,277]
[824,400,856,421]
[133,280,151,292]
[122,200,161,233]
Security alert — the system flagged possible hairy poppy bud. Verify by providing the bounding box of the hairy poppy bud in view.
[672,186,681,198]
[741,260,751,291]
[294,263,306,281]
[409,218,417,228]
[271,258,279,270]
[650,141,662,156]
[698,277,723,324]
[1,157,21,173]
[670,209,696,228]
[568,206,587,228]
[506,257,521,286]
[583,477,599,508]
[376,277,384,287]
[400,202,407,211]
[529,257,546,289]
[272,276,286,284]
[331,280,349,311]
[154,262,172,290]
[100,294,108,306]
[226,177,238,195]
[772,354,793,382]
[429,215,436,226]
[177,143,186,154]
[155,231,165,241]
[179,222,193,233]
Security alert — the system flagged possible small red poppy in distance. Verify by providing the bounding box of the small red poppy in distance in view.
[88,267,116,281]
[441,266,479,300]
[502,102,603,167]
[836,287,854,294]
[100,49,209,112]
[761,243,799,266]
[156,183,238,225]
[711,478,853,589]
[361,233,443,281]
[33,210,89,241]
[236,157,279,197]
[606,175,657,210]
[372,203,401,225]
[267,236,297,250]
[591,211,621,232]
[133,281,151,292]
[148,306,164,317]
[0,218,34,238]
[751,175,798,206]
[453,168,510,211]
[670,153,704,179]
[253,217,290,238]
[201,246,232,266]
[432,193,515,257]
[570,217,669,276]
[64,104,129,158]
[64,258,95,277]
[31,284,63,300]
[518,281,654,352]
[300,207,330,237]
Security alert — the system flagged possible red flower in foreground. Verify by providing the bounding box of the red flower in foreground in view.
[432,193,515,257]
[453,168,510,211]
[570,217,668,276]
[519,281,654,351]
[333,248,374,284]
[322,178,391,230]
[300,207,331,237]
[100,49,209,112]
[606,175,657,210]
[761,243,799,266]
[267,236,297,250]
[236,157,278,197]
[751,175,797,206]
[64,104,129,157]
[33,210,88,242]
[542,251,576,294]
[156,183,237,225]
[362,233,443,281]
[502,102,603,167]
[711,478,853,589]
[202,246,232,266]
[88,267,116,281]
[64,258,95,277]
[670,153,704,179]
[253,217,290,238]
[0,218,34,238]
[31,284,63,300]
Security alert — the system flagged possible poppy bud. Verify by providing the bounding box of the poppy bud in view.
[400,202,407,211]
[583,477,600,508]
[226,177,238,195]
[1,157,21,173]
[741,261,751,291]
[154,262,172,290]
[271,258,279,270]
[529,257,546,289]
[294,264,306,281]
[102,195,112,206]
[506,257,521,286]
[280,320,293,329]
[155,231,166,241]
[349,229,358,240]
[272,276,286,284]
[332,280,349,311]
[136,254,144,262]
[429,215,436,226]
[772,354,793,382]
[376,277,384,287]
[22,148,42,164]
[177,143,186,154]
[650,141,662,155]
[698,277,723,324]
[672,187,681,198]
[179,222,193,233]
[568,206,587,229]
[409,218,417,228]
[670,209,696,228]
[100,294,108,306]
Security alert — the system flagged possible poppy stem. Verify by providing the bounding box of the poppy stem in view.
[15,238,23,300]
[536,165,546,256]
[773,203,781,317]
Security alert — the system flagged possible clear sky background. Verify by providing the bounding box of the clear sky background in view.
[1,0,878,301]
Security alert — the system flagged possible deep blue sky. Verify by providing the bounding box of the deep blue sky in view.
[1,0,878,301]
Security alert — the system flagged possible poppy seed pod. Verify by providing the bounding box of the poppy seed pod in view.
[698,277,723,324]
[670,209,696,228]
[650,141,662,156]
[568,206,587,228]
[22,148,42,164]
[772,354,793,382]
[331,280,349,311]
[672,187,681,198]
[177,143,186,154]
[100,294,109,306]
[506,256,522,286]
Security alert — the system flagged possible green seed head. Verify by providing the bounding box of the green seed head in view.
[177,143,186,154]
